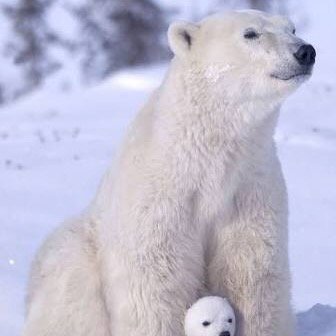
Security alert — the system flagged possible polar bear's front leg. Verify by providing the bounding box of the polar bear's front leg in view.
[207,176,294,336]
[101,195,205,336]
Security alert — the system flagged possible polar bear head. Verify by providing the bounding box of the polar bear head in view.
[185,297,236,336]
[168,10,315,105]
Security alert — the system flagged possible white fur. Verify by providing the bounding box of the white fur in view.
[23,10,313,336]
[185,296,236,336]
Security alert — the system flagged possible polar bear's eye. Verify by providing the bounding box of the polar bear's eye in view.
[202,321,211,327]
[228,318,233,323]
[292,28,296,35]
[244,29,259,39]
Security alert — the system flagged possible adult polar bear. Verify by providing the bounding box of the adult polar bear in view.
[23,10,315,336]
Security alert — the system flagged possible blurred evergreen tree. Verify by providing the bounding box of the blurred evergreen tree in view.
[249,0,270,11]
[248,0,287,13]
[3,0,59,92]
[73,0,168,80]
[212,0,287,15]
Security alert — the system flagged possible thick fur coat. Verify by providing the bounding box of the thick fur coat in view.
[23,10,315,336]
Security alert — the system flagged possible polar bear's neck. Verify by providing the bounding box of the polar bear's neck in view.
[154,60,280,167]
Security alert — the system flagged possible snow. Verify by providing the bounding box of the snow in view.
[0,65,163,334]
[1,1,336,335]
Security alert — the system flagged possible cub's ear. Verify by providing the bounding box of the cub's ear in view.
[168,21,200,58]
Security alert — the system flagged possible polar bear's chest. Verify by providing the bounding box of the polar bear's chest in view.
[195,166,239,227]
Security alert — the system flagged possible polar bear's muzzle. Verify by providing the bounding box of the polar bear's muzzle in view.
[271,43,316,81]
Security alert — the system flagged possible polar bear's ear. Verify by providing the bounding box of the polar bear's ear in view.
[168,21,200,58]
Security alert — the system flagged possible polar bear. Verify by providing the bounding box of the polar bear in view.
[185,297,236,336]
[23,9,315,336]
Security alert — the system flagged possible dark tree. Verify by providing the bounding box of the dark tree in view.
[0,86,4,105]
[248,0,270,11]
[247,0,287,13]
[3,0,59,91]
[74,0,168,80]
[213,0,287,15]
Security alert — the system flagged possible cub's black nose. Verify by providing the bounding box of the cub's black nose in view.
[294,44,316,66]
[219,331,230,336]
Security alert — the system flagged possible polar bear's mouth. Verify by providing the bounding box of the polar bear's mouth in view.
[270,71,311,81]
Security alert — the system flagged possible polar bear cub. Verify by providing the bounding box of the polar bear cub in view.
[185,297,236,336]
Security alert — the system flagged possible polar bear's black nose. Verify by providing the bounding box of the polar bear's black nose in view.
[294,44,316,66]
[219,331,230,336]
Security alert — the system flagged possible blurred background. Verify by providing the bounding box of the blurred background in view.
[0,1,335,336]
[0,0,306,102]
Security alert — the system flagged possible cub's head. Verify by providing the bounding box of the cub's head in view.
[168,10,315,103]
[185,297,236,336]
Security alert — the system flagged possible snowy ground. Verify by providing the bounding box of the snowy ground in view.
[1,1,336,336]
